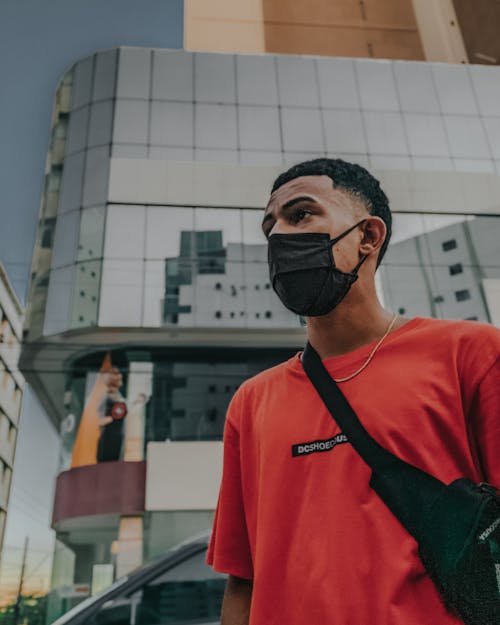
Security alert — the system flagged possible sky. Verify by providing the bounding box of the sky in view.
[0,0,183,601]
[0,0,183,302]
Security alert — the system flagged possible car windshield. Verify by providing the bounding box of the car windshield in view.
[50,576,130,625]
[50,535,212,625]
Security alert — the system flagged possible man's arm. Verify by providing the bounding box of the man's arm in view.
[221,575,253,625]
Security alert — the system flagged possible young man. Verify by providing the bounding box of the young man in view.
[207,158,500,625]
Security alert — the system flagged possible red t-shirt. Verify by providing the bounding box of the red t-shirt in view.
[207,318,500,625]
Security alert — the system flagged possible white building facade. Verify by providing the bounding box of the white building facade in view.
[0,264,24,551]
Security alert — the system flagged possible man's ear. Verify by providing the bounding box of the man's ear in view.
[359,217,386,256]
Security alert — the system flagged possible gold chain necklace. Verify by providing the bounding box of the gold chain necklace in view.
[332,313,399,382]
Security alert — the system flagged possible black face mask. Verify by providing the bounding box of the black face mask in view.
[268,220,367,317]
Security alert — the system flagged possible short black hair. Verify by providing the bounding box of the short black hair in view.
[271,158,392,266]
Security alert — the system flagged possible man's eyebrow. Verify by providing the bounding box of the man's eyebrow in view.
[281,195,319,210]
[261,195,319,229]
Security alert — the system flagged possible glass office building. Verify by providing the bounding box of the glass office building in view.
[20,47,500,619]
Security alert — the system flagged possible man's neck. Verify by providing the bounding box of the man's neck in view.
[306,297,402,360]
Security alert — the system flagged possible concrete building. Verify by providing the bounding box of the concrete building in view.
[0,265,24,551]
[19,39,500,624]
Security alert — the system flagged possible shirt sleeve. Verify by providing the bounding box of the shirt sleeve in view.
[206,392,253,580]
[468,356,500,487]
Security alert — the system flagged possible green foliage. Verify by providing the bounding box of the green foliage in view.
[0,594,47,625]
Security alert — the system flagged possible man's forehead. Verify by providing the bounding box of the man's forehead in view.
[268,175,332,205]
[265,174,359,215]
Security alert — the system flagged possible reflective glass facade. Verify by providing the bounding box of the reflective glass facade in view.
[59,346,294,471]
[24,48,500,341]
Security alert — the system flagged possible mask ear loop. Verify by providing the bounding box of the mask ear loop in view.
[352,253,369,274]
[328,219,368,268]
[329,219,367,246]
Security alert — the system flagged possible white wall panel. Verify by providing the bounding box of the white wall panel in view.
[364,112,408,155]
[238,106,281,151]
[394,62,440,113]
[236,55,278,105]
[104,204,146,260]
[317,58,359,110]
[281,108,323,152]
[99,259,143,326]
[150,101,194,147]
[444,117,490,159]
[404,114,449,157]
[356,60,399,112]
[153,50,194,101]
[277,56,318,107]
[146,442,223,511]
[116,48,151,99]
[195,53,236,103]
[432,65,477,115]
[323,110,366,154]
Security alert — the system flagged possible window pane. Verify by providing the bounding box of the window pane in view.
[93,50,117,101]
[150,102,194,147]
[394,62,439,114]
[116,48,150,99]
[44,266,75,335]
[194,104,237,149]
[144,208,194,328]
[449,263,463,276]
[238,106,281,151]
[147,352,290,443]
[152,50,193,101]
[195,53,236,103]
[277,56,318,107]
[66,106,89,155]
[72,57,93,109]
[104,204,146,260]
[143,260,164,327]
[59,151,85,213]
[146,207,195,259]
[356,59,399,112]
[71,260,101,328]
[113,100,149,145]
[82,147,109,208]
[323,110,366,154]
[99,259,143,326]
[88,101,113,147]
[363,111,407,155]
[281,108,323,153]
[317,58,359,109]
[130,550,226,624]
[78,206,106,261]
[236,55,278,105]
[52,211,79,268]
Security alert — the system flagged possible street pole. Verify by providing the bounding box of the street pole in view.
[13,537,28,625]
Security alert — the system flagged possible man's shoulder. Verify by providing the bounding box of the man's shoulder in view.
[226,356,299,426]
[240,355,298,394]
[413,318,499,378]
[416,317,500,345]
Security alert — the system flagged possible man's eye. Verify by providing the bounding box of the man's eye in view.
[290,209,310,223]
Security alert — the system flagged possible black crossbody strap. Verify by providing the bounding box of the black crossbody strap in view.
[302,340,448,538]
[302,341,402,471]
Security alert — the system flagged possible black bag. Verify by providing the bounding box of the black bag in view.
[302,341,500,625]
